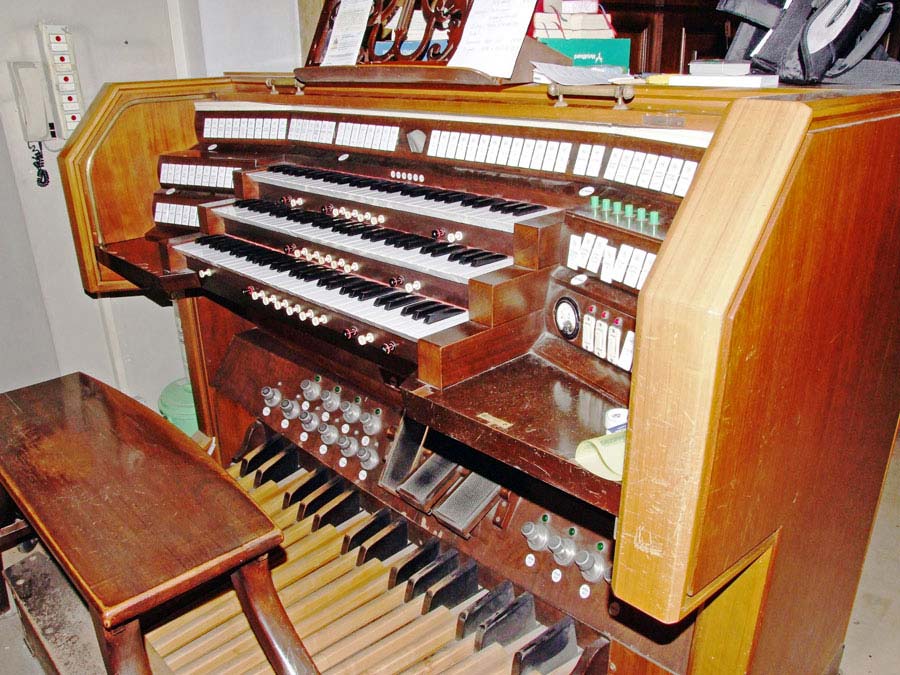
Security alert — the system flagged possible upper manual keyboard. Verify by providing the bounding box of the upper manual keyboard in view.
[175,235,469,341]
[217,200,513,284]
[251,165,557,234]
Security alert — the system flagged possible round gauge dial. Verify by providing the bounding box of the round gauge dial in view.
[554,297,580,340]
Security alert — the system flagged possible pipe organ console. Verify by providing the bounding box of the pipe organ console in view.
[56,75,900,674]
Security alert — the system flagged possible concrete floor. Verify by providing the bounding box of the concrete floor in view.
[0,452,897,675]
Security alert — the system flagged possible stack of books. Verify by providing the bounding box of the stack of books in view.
[532,10,614,39]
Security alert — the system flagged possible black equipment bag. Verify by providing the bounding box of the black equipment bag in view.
[718,0,900,84]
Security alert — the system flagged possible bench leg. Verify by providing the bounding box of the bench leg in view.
[90,610,152,675]
[231,554,318,675]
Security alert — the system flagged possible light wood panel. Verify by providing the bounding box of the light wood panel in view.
[59,78,237,294]
[615,97,813,621]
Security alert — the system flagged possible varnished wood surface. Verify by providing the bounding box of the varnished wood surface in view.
[59,78,240,295]
[96,238,199,296]
[0,373,282,629]
[405,352,622,515]
[614,98,814,622]
[615,90,900,670]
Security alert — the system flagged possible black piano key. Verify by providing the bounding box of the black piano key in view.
[357,285,395,301]
[388,234,426,249]
[509,203,544,216]
[401,185,431,197]
[423,560,479,613]
[512,617,578,674]
[249,253,282,264]
[346,281,382,298]
[287,262,316,277]
[368,228,405,243]
[410,302,450,321]
[423,190,453,202]
[429,243,465,258]
[459,194,484,207]
[454,249,491,264]
[346,224,380,237]
[438,192,469,204]
[422,306,465,324]
[398,235,433,250]
[287,211,316,223]
[464,251,503,265]
[390,538,440,587]
[330,221,365,234]
[470,197,506,209]
[321,274,352,289]
[343,508,392,552]
[270,259,298,272]
[458,581,516,639]
[401,300,442,318]
[477,593,537,649]
[488,200,519,212]
[382,294,422,311]
[418,241,447,254]
[298,268,333,281]
[447,247,480,262]
[373,291,409,307]
[339,278,375,295]
[469,252,509,267]
[359,226,387,240]
[382,231,414,245]
[405,550,459,602]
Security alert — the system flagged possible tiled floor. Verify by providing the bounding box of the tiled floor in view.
[0,452,896,674]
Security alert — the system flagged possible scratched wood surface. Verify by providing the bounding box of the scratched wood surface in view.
[0,372,281,629]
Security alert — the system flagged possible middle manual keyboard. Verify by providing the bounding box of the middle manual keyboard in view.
[216,200,514,284]
[174,235,470,341]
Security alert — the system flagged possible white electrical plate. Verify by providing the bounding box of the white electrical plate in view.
[37,22,84,140]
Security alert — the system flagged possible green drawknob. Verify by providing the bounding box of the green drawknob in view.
[649,211,660,226]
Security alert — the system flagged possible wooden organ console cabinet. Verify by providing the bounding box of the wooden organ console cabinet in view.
[57,75,900,674]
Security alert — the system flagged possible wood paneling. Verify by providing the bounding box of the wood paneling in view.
[59,78,238,294]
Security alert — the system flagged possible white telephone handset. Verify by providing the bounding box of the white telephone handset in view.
[8,60,51,142]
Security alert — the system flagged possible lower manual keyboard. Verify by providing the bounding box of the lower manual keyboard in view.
[174,235,469,341]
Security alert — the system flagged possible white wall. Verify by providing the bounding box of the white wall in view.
[0,0,308,405]
[0,1,185,405]
[0,121,59,392]
[197,0,302,75]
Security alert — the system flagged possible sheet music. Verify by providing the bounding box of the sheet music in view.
[321,0,374,66]
[448,0,538,79]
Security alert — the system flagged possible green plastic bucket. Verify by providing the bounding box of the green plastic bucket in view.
[158,378,199,437]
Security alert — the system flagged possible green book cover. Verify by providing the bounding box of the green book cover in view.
[538,38,630,70]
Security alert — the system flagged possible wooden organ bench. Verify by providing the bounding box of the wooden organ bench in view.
[0,372,315,674]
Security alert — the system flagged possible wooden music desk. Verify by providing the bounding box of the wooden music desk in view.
[0,372,314,674]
